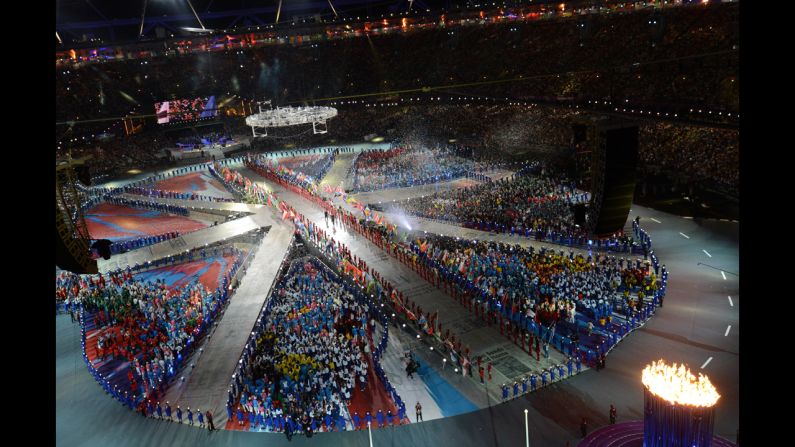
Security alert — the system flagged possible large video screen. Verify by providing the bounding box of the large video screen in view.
[155,96,217,124]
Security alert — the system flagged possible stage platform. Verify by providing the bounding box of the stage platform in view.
[219,139,251,155]
[167,146,224,161]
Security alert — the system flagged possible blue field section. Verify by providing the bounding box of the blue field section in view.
[417,360,478,417]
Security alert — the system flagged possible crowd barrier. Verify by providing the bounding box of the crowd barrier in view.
[84,162,242,204]
[117,186,238,203]
[107,231,181,255]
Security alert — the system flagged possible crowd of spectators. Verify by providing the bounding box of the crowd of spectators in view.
[239,102,738,197]
[638,122,739,196]
[55,2,738,126]
[273,152,336,181]
[352,146,473,191]
[397,166,586,237]
[232,257,377,433]
[58,133,169,177]
[56,253,243,408]
[406,235,662,358]
[56,3,738,193]
[248,153,335,195]
[341,104,738,197]
[57,121,246,179]
[60,99,738,201]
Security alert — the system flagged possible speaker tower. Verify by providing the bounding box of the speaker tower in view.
[577,118,639,236]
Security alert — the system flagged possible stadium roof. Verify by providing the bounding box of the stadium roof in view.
[55,0,584,45]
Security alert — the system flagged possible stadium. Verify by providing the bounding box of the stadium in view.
[55,1,739,446]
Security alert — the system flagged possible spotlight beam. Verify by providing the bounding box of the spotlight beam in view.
[181,27,215,34]
[185,0,206,30]
[276,0,283,24]
[56,31,63,44]
[139,0,148,37]
[327,0,339,18]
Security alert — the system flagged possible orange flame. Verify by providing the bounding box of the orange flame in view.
[642,360,720,407]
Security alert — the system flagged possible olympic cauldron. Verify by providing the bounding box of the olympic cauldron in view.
[641,360,721,447]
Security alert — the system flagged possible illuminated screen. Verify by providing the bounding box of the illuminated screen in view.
[155,96,217,124]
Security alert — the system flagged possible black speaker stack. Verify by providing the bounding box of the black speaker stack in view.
[573,117,639,237]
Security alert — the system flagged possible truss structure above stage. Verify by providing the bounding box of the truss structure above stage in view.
[246,105,338,137]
